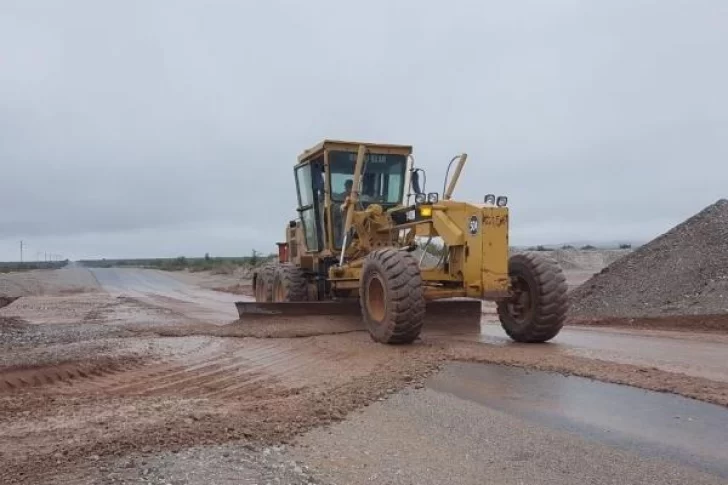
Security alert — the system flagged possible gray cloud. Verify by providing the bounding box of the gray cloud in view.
[1,0,726,260]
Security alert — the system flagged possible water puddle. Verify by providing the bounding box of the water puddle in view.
[426,362,728,478]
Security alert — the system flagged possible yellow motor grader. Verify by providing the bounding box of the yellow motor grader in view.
[235,140,568,344]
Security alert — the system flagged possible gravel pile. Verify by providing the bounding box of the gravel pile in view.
[569,199,728,318]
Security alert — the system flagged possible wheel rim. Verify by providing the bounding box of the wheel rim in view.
[366,275,386,322]
[508,275,534,323]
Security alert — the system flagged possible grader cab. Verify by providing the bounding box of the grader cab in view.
[237,140,569,344]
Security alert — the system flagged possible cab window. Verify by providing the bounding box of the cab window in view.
[328,151,406,205]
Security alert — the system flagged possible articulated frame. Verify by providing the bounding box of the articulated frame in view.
[328,199,511,301]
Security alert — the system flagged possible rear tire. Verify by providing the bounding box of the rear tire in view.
[360,248,425,344]
[272,263,309,302]
[497,252,569,342]
[254,263,276,302]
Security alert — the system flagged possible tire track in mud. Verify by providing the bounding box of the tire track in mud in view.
[0,329,447,485]
[108,340,364,400]
[0,359,147,393]
[0,337,369,401]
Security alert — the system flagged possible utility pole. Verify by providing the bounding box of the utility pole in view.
[20,240,23,263]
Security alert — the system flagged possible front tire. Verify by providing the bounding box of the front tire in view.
[360,248,425,344]
[497,252,569,342]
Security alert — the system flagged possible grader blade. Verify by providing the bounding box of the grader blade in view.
[234,301,366,334]
[236,300,361,318]
[234,299,483,336]
[420,299,484,336]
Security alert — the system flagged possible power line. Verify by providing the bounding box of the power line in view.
[16,241,65,264]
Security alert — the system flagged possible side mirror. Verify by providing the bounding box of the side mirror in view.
[411,169,423,194]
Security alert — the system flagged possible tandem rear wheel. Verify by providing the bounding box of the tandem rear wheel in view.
[253,262,309,302]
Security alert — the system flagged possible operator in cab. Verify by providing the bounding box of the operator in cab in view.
[337,179,353,200]
[337,178,374,209]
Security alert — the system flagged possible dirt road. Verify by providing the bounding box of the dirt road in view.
[88,267,728,383]
[1,266,727,484]
[89,267,244,323]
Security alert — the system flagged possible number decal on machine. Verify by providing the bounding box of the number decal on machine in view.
[482,214,508,227]
[468,215,479,235]
[347,153,387,164]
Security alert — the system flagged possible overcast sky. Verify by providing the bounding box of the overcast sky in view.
[1,0,726,261]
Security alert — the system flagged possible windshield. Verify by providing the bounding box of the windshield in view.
[329,150,407,205]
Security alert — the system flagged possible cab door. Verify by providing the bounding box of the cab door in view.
[294,162,323,252]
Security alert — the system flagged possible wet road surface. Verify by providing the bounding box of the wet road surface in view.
[474,321,728,382]
[89,267,244,323]
[430,362,728,477]
[292,362,728,484]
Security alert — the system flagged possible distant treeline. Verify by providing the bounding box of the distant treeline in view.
[0,261,69,273]
[78,252,276,272]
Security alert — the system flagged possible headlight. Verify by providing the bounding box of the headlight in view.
[427,192,439,203]
[484,194,496,205]
[496,196,508,207]
[415,193,426,204]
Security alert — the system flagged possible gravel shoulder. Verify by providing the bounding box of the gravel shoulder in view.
[53,441,320,485]
[288,384,726,485]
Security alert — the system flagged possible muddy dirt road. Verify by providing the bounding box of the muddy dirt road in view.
[87,267,728,383]
[89,267,243,323]
[1,266,727,484]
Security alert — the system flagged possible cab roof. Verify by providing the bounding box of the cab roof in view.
[297,139,413,163]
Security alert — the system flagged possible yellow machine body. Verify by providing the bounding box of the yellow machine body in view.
[327,201,511,302]
[240,140,569,345]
